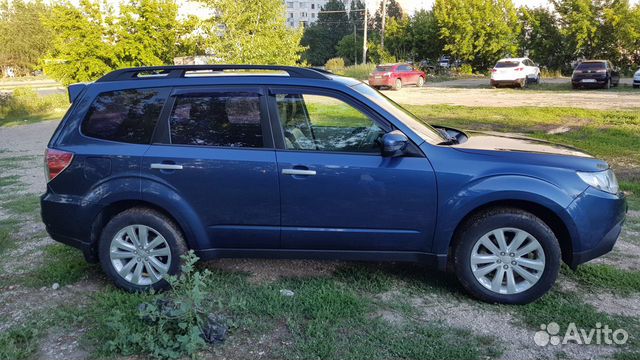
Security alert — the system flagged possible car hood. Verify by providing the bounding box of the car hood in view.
[451,131,592,158]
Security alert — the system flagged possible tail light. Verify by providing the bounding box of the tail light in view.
[45,148,74,181]
[491,69,497,73]
[383,72,392,77]
[514,67,524,71]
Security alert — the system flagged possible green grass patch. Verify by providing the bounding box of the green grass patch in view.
[0,218,20,257]
[0,175,20,188]
[0,323,40,360]
[0,87,68,127]
[564,264,640,294]
[23,244,93,287]
[2,195,40,215]
[85,256,499,360]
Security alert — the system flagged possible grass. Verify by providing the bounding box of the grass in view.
[0,323,40,360]
[0,87,68,127]
[85,266,499,360]
[22,244,94,287]
[564,264,640,294]
[2,195,41,215]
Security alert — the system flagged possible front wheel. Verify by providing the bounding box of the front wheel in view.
[453,208,561,304]
[99,207,187,292]
[416,76,425,87]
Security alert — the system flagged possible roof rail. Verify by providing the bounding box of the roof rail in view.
[96,65,331,82]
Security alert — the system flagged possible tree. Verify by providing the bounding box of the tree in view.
[301,0,351,65]
[410,10,444,62]
[336,33,363,64]
[202,0,304,65]
[384,16,412,61]
[519,6,569,73]
[435,0,520,71]
[373,0,405,32]
[0,0,52,75]
[43,0,201,85]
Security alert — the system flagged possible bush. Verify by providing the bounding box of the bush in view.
[341,63,377,80]
[457,64,473,75]
[0,87,68,122]
[325,57,346,73]
[90,252,225,359]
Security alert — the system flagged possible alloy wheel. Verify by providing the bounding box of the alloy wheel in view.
[470,227,546,294]
[109,224,172,286]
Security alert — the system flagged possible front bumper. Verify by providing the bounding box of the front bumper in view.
[567,187,627,268]
[633,78,640,86]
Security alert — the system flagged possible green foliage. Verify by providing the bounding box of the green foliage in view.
[0,324,39,360]
[565,264,640,294]
[368,42,396,65]
[341,63,377,80]
[42,0,198,85]
[434,0,520,71]
[336,34,364,65]
[23,244,94,287]
[410,10,444,62]
[384,17,412,61]
[91,252,213,359]
[203,0,304,65]
[519,7,571,74]
[325,57,346,72]
[0,88,68,126]
[0,0,52,75]
[302,0,353,65]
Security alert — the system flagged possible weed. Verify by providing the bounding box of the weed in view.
[0,323,39,360]
[0,87,68,126]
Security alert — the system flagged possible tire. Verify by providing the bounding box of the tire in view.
[518,78,526,89]
[634,85,639,89]
[99,207,187,292]
[453,207,561,304]
[393,78,402,90]
[604,78,611,90]
[416,76,425,87]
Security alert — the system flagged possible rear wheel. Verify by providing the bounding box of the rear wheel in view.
[99,207,187,292]
[634,85,639,89]
[453,208,560,304]
[416,76,425,87]
[393,78,402,90]
[604,78,611,89]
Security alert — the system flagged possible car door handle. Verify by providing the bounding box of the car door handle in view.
[150,163,183,170]
[282,169,316,176]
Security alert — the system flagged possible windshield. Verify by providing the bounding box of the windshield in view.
[495,61,520,68]
[352,83,446,144]
[576,62,606,70]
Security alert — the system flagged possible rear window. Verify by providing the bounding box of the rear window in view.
[169,92,264,148]
[82,88,167,144]
[375,66,393,72]
[576,62,606,70]
[495,61,520,68]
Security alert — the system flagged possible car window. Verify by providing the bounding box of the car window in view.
[275,92,385,153]
[375,66,393,72]
[82,88,167,144]
[495,61,520,68]
[576,62,606,70]
[169,92,263,148]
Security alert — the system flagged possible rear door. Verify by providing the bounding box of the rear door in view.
[267,87,437,252]
[142,86,280,249]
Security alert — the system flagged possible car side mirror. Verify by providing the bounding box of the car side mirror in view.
[381,130,409,157]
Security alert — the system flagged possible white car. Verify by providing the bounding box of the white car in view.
[634,68,639,89]
[490,57,540,88]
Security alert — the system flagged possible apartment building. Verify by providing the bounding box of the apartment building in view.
[285,0,330,28]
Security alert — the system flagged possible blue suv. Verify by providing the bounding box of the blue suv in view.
[41,65,626,304]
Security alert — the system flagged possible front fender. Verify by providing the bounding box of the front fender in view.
[432,175,583,254]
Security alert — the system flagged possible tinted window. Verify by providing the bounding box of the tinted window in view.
[399,65,412,71]
[375,66,393,72]
[495,61,520,68]
[576,62,606,70]
[275,92,385,153]
[169,92,263,148]
[82,88,166,144]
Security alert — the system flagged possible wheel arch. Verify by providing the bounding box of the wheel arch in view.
[446,199,574,269]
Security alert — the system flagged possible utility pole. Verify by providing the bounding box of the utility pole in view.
[353,23,358,64]
[380,0,387,50]
[362,3,368,64]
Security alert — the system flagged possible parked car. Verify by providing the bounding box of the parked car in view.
[571,60,620,89]
[438,56,451,69]
[42,65,626,304]
[368,63,425,90]
[633,68,640,89]
[490,57,540,88]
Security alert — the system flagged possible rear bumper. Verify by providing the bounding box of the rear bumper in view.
[490,79,524,86]
[368,77,394,87]
[567,187,627,268]
[572,77,608,87]
[41,192,100,262]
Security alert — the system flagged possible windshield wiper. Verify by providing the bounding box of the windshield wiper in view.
[437,128,458,145]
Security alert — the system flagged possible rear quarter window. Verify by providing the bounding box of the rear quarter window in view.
[82,88,168,144]
[495,61,520,68]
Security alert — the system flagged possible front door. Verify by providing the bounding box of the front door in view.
[268,88,437,252]
[142,87,280,249]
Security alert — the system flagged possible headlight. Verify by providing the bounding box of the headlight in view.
[577,169,619,194]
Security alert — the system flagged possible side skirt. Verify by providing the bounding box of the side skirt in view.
[194,248,448,271]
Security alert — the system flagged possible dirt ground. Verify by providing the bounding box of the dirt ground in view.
[382,78,640,110]
[1,88,639,359]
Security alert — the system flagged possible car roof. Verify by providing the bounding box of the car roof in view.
[580,60,607,63]
[497,58,527,62]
